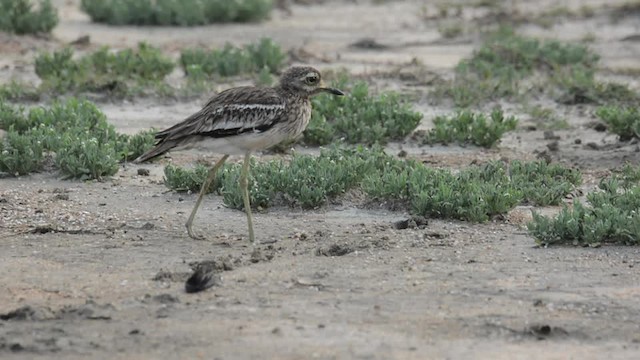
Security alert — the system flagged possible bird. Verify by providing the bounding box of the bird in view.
[134,66,345,243]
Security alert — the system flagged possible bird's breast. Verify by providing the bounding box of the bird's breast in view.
[282,99,312,139]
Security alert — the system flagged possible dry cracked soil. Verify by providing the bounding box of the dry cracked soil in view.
[1,0,640,359]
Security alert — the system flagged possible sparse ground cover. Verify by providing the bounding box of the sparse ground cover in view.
[1,0,640,358]
[529,166,640,246]
[180,37,285,78]
[305,78,423,145]
[596,105,640,141]
[363,156,581,221]
[421,109,517,147]
[433,27,639,108]
[0,98,154,179]
[80,0,272,25]
[165,147,580,223]
[35,43,174,95]
[0,38,287,99]
[0,0,58,34]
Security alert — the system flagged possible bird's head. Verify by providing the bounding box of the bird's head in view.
[278,66,345,97]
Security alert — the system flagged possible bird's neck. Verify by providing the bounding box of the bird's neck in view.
[276,84,308,101]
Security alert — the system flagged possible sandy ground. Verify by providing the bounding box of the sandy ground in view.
[1,0,640,359]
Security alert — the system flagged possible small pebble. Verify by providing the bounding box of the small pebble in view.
[585,142,599,150]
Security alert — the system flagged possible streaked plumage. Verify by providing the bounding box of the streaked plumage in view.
[135,66,342,163]
[135,66,344,242]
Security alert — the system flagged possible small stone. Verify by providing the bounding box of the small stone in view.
[593,122,607,132]
[543,130,560,140]
[54,193,70,201]
[140,222,155,230]
[585,142,600,150]
[137,168,150,176]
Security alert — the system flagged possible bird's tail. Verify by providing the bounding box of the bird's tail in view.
[134,113,198,163]
[134,138,179,163]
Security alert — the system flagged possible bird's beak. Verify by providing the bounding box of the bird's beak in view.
[319,80,345,96]
[321,87,345,96]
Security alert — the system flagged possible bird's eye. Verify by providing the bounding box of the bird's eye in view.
[306,75,319,85]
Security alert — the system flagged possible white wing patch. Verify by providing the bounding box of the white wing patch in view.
[221,103,285,112]
[209,103,286,117]
[202,102,287,133]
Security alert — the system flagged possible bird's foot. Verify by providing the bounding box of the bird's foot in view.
[186,224,206,241]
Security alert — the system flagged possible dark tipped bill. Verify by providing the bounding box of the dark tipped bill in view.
[321,87,345,96]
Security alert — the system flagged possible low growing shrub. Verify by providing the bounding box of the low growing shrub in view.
[554,65,639,105]
[0,130,44,175]
[181,38,284,78]
[305,79,422,145]
[35,43,175,95]
[0,0,58,34]
[529,174,640,246]
[0,98,155,179]
[595,105,640,141]
[432,27,622,107]
[422,109,517,148]
[164,147,581,221]
[81,0,272,26]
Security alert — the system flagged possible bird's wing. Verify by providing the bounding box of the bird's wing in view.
[133,87,286,163]
[157,86,286,141]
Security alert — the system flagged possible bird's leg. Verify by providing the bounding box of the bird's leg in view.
[239,151,255,244]
[186,154,229,240]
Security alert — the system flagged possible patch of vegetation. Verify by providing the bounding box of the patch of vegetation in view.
[553,65,639,105]
[438,21,464,38]
[0,81,41,101]
[521,104,568,130]
[165,147,381,210]
[55,137,120,180]
[80,0,272,26]
[180,38,285,78]
[35,43,175,95]
[364,159,580,222]
[529,6,595,28]
[508,160,581,206]
[0,130,45,175]
[255,66,275,86]
[0,0,58,34]
[164,165,211,193]
[471,0,503,7]
[596,105,640,141]
[610,163,640,187]
[433,27,610,107]
[580,32,597,43]
[529,170,640,246]
[164,147,581,221]
[422,109,517,148]
[0,98,154,179]
[304,79,422,145]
